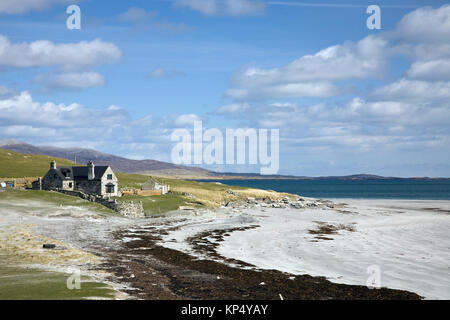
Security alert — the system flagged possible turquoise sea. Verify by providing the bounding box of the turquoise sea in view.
[197,179,450,200]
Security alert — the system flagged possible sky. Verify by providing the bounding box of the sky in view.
[0,0,450,177]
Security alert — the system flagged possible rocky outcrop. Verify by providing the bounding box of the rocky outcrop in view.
[224,196,336,210]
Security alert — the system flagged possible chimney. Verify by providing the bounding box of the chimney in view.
[50,160,56,170]
[87,161,95,180]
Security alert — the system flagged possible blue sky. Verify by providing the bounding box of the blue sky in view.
[0,0,450,177]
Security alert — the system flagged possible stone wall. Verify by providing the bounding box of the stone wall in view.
[76,180,102,196]
[42,170,63,190]
[55,189,145,218]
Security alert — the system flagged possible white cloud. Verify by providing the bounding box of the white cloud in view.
[118,7,157,22]
[226,35,387,100]
[174,114,202,126]
[33,72,106,89]
[392,5,450,44]
[0,91,204,162]
[174,0,265,16]
[406,59,450,81]
[0,35,122,71]
[0,0,77,14]
[215,103,249,115]
[373,79,450,101]
[227,81,339,100]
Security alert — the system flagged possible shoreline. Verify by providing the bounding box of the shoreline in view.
[1,193,448,300]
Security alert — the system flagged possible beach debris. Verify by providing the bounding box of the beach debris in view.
[42,244,56,249]
[279,294,284,300]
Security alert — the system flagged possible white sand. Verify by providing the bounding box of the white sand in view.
[159,199,450,300]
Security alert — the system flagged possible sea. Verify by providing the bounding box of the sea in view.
[196,179,450,200]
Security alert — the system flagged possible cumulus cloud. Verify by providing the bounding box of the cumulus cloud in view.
[33,72,106,89]
[392,5,450,44]
[389,6,450,82]
[0,0,77,14]
[226,35,387,100]
[0,35,122,71]
[174,0,265,16]
[0,91,204,161]
[406,59,450,81]
[373,79,450,101]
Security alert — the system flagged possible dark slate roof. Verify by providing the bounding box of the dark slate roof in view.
[72,166,109,181]
[53,167,73,180]
[51,166,109,181]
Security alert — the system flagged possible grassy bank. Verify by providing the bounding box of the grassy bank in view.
[0,265,116,300]
[0,148,75,178]
[0,190,116,215]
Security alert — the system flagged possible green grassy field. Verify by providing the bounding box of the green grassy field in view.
[0,148,75,178]
[0,265,116,300]
[0,190,116,215]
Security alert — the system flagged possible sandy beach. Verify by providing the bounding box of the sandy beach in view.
[156,199,450,299]
[0,196,448,299]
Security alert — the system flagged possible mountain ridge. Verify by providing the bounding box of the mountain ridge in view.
[0,140,448,180]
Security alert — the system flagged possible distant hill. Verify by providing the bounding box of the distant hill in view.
[1,140,446,180]
[0,140,213,178]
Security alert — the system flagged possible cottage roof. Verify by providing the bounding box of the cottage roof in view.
[52,166,110,181]
[142,178,160,190]
[72,166,109,181]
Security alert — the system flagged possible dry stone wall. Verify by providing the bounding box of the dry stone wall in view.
[55,189,144,218]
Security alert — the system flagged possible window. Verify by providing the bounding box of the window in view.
[69,182,73,188]
[106,184,115,193]
[107,174,113,180]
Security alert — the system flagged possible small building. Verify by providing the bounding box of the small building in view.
[35,160,119,197]
[141,178,170,195]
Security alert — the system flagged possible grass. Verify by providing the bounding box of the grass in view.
[0,190,116,215]
[0,265,116,300]
[117,193,197,216]
[116,172,150,189]
[0,148,76,178]
[114,173,294,215]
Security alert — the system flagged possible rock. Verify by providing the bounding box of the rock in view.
[182,192,195,198]
[227,190,239,196]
